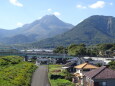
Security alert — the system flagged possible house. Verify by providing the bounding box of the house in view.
[84,66,115,86]
[62,57,83,73]
[62,61,78,72]
[73,62,98,85]
[67,57,80,63]
[36,58,50,65]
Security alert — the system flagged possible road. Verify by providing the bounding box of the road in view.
[31,65,50,86]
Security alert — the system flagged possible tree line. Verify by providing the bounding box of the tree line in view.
[53,43,115,57]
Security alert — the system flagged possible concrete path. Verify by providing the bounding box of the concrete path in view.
[31,65,50,86]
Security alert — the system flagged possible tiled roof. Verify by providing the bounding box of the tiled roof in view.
[85,66,115,79]
[74,62,98,69]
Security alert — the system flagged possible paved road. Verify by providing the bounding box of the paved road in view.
[31,65,50,86]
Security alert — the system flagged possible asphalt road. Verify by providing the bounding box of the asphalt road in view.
[31,65,50,86]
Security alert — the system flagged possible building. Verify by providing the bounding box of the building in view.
[62,57,82,73]
[84,66,115,86]
[36,58,51,65]
[83,57,113,65]
[62,61,78,73]
[73,62,98,85]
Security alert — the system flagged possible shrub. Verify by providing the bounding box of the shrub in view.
[0,56,37,86]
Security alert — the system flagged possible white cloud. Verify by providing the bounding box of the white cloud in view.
[46,9,61,16]
[109,3,113,6]
[9,0,23,7]
[89,1,105,9]
[47,8,52,12]
[38,17,42,19]
[53,12,61,16]
[17,22,23,27]
[76,5,87,9]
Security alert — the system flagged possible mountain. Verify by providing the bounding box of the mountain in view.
[0,15,73,44]
[32,15,115,48]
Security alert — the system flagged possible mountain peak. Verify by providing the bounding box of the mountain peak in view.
[88,15,114,20]
[32,15,115,48]
[0,14,73,44]
[42,15,57,19]
[38,15,72,27]
[39,15,61,23]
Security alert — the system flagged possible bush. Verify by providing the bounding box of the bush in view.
[48,65,74,86]
[0,56,37,86]
[51,79,74,86]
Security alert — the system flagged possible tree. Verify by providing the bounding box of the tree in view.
[67,44,86,56]
[53,46,67,54]
[97,44,115,56]
[108,61,115,70]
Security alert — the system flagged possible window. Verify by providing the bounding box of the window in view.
[95,81,107,86]
[99,82,107,86]
[102,82,107,86]
[83,69,90,71]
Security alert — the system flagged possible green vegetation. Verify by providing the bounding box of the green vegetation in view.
[53,43,115,57]
[68,44,86,56]
[53,44,86,56]
[48,65,74,86]
[108,61,115,70]
[53,46,67,54]
[0,56,37,86]
[0,56,23,65]
[50,79,74,86]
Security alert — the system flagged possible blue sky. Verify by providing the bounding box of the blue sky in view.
[0,0,114,29]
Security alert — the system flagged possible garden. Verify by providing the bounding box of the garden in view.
[48,65,75,86]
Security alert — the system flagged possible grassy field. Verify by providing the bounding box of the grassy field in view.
[48,64,74,86]
[0,56,37,86]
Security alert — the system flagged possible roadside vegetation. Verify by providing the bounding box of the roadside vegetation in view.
[0,56,37,86]
[48,65,74,86]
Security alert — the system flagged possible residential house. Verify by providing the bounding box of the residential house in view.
[62,61,78,72]
[62,57,82,73]
[73,62,98,85]
[84,66,115,86]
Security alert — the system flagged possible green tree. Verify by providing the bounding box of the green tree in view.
[108,61,115,70]
[68,44,86,56]
[53,46,67,54]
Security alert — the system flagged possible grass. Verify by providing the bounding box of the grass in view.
[48,64,74,86]
[0,56,37,86]
[50,79,74,86]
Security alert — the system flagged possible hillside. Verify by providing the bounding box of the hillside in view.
[0,15,73,44]
[0,56,37,86]
[32,15,115,48]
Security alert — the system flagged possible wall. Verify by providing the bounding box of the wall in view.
[94,79,115,86]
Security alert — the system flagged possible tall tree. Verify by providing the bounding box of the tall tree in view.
[68,44,86,56]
